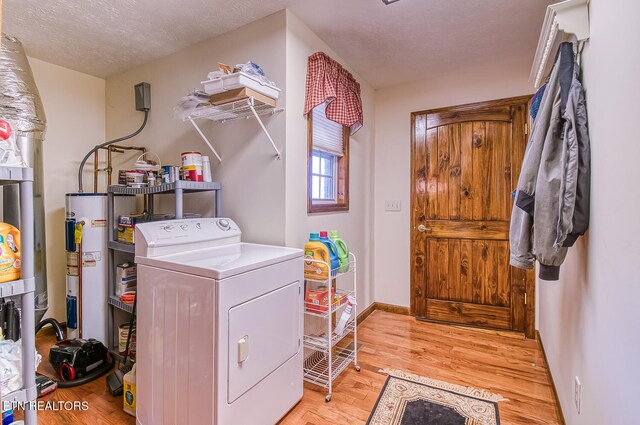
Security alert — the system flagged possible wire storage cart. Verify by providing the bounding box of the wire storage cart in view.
[0,167,37,424]
[303,252,359,402]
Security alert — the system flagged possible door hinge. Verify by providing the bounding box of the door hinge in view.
[524,123,529,136]
[524,292,528,305]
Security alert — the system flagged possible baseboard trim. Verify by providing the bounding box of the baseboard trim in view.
[356,302,411,324]
[357,302,377,324]
[536,330,566,425]
[373,302,411,316]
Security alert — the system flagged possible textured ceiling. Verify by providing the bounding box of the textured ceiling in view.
[2,0,552,88]
[287,0,554,88]
[2,0,292,78]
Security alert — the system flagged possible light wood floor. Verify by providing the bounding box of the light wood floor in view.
[30,310,561,424]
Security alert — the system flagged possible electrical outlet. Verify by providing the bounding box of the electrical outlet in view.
[574,376,581,414]
[385,200,401,211]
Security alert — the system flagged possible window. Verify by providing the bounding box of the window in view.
[308,102,349,213]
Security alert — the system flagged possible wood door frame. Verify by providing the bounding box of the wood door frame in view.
[409,95,536,338]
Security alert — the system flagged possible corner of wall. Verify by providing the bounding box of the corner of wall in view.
[282,10,376,309]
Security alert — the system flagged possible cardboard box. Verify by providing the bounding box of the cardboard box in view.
[117,214,143,244]
[117,263,137,280]
[305,287,336,314]
[209,87,276,107]
[117,225,135,244]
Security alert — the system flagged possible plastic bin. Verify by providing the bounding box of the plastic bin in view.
[201,72,281,99]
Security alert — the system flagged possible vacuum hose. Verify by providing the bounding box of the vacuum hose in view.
[77,110,149,192]
[35,318,115,388]
[34,318,65,342]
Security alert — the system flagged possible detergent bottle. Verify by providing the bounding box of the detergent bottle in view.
[329,230,349,273]
[0,223,21,283]
[319,231,340,276]
[123,364,137,416]
[304,233,330,280]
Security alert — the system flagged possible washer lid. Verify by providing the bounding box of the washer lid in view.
[135,242,302,279]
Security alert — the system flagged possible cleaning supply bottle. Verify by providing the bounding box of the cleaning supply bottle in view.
[123,364,137,416]
[319,231,340,276]
[334,295,356,336]
[0,223,21,283]
[304,233,330,280]
[329,230,349,273]
[1,407,13,425]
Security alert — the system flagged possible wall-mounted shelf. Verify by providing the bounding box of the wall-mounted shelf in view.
[185,97,284,163]
[530,0,590,89]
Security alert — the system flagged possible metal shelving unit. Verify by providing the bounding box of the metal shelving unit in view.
[0,167,37,424]
[303,252,359,402]
[106,180,222,360]
[185,96,284,162]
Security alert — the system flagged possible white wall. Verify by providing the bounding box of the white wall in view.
[538,1,640,424]
[284,10,375,310]
[105,11,287,245]
[28,57,106,320]
[373,58,533,308]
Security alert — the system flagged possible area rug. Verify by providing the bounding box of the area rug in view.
[366,369,507,425]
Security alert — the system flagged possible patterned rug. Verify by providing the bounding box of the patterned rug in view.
[367,369,507,425]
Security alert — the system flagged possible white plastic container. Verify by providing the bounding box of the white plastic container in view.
[201,72,281,99]
[202,156,212,182]
[201,78,225,94]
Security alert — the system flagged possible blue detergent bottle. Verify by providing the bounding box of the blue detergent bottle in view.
[319,231,340,275]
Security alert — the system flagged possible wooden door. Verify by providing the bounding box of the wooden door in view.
[410,96,535,338]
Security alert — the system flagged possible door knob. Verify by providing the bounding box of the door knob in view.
[417,224,432,233]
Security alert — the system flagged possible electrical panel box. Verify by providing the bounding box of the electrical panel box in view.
[135,82,151,112]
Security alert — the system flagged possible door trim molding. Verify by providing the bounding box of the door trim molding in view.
[410,95,536,338]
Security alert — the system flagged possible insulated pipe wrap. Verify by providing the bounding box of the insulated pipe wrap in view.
[0,33,47,136]
[0,33,49,323]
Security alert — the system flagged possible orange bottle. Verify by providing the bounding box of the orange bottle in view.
[304,233,330,280]
[0,223,21,283]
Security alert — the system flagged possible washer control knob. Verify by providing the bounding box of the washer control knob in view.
[217,218,230,231]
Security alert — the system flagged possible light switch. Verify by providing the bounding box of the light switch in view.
[385,200,401,211]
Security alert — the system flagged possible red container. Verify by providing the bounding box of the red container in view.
[181,165,203,182]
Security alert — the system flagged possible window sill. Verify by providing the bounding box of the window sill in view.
[308,203,349,214]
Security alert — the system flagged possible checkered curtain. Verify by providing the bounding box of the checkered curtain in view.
[304,52,363,135]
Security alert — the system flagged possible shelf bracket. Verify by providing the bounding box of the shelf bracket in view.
[189,118,223,163]
[249,102,282,160]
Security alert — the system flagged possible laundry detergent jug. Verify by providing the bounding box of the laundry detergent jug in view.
[0,223,20,283]
[304,233,331,280]
[329,230,349,273]
[319,231,340,276]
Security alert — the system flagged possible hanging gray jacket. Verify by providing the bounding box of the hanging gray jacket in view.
[510,42,591,281]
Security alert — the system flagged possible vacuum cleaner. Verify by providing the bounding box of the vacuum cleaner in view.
[35,318,114,391]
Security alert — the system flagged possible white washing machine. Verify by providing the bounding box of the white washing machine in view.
[134,218,303,425]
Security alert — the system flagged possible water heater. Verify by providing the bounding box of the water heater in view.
[65,193,108,342]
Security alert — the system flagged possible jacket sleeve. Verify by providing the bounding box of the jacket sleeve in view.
[562,71,591,247]
[509,196,535,270]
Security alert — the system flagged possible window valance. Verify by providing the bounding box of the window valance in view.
[304,52,363,135]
